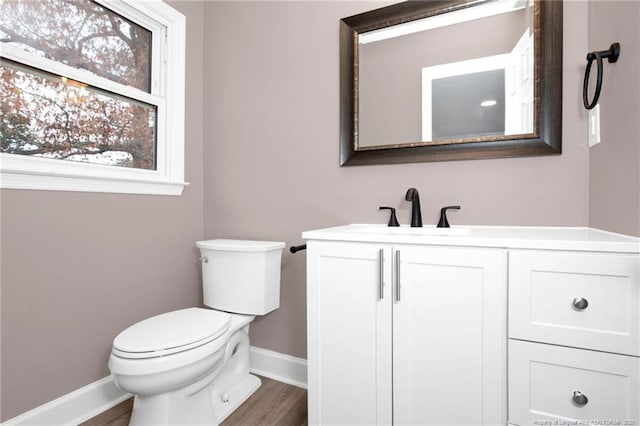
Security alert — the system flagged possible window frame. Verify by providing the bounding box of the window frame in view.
[0,0,187,196]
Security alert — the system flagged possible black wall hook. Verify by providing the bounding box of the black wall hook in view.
[583,42,620,110]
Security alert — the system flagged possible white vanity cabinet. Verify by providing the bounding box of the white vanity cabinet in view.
[306,240,507,425]
[303,225,640,425]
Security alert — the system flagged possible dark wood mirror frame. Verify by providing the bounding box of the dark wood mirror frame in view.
[339,0,562,166]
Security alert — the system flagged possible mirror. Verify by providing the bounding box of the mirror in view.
[339,0,562,166]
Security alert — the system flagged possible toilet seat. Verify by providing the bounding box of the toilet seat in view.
[112,308,231,359]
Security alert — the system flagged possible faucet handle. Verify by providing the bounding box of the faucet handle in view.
[379,206,400,227]
[437,205,461,228]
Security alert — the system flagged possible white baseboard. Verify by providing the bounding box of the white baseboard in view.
[249,345,308,389]
[3,347,307,425]
[2,376,131,426]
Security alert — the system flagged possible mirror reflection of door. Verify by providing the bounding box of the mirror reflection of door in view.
[506,28,534,135]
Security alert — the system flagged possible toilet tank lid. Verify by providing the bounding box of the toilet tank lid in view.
[196,239,285,252]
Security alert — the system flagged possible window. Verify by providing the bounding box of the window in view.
[0,0,186,195]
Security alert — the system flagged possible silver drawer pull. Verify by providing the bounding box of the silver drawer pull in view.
[572,391,589,406]
[198,256,208,263]
[572,297,589,310]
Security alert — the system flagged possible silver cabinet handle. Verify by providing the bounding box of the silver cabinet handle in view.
[572,297,589,310]
[198,256,208,263]
[395,250,401,302]
[572,391,589,406]
[378,249,384,300]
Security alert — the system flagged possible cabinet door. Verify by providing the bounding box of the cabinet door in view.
[393,246,507,426]
[306,241,392,425]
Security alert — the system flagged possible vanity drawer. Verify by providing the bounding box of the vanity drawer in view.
[509,250,640,355]
[508,339,640,426]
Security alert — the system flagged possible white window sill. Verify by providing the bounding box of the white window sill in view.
[0,155,188,196]
[1,170,189,196]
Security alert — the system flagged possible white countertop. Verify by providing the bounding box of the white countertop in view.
[302,224,640,253]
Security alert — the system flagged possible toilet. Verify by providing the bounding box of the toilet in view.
[108,239,285,425]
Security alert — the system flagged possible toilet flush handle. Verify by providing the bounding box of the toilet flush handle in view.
[198,256,208,263]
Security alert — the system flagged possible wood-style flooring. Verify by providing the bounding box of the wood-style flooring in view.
[80,376,307,426]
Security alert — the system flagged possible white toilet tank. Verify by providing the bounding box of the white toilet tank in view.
[196,239,285,315]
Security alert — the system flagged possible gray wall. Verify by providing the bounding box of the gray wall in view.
[588,1,640,236]
[1,0,639,421]
[202,1,591,359]
[0,1,205,421]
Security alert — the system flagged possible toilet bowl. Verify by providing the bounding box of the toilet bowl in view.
[108,239,285,425]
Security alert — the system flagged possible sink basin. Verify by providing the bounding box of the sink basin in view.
[346,224,471,236]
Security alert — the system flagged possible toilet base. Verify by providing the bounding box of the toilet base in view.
[128,363,223,426]
[211,373,261,422]
[129,373,261,426]
[126,326,258,426]
[210,326,261,423]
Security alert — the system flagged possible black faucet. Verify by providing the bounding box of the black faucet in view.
[405,188,422,227]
